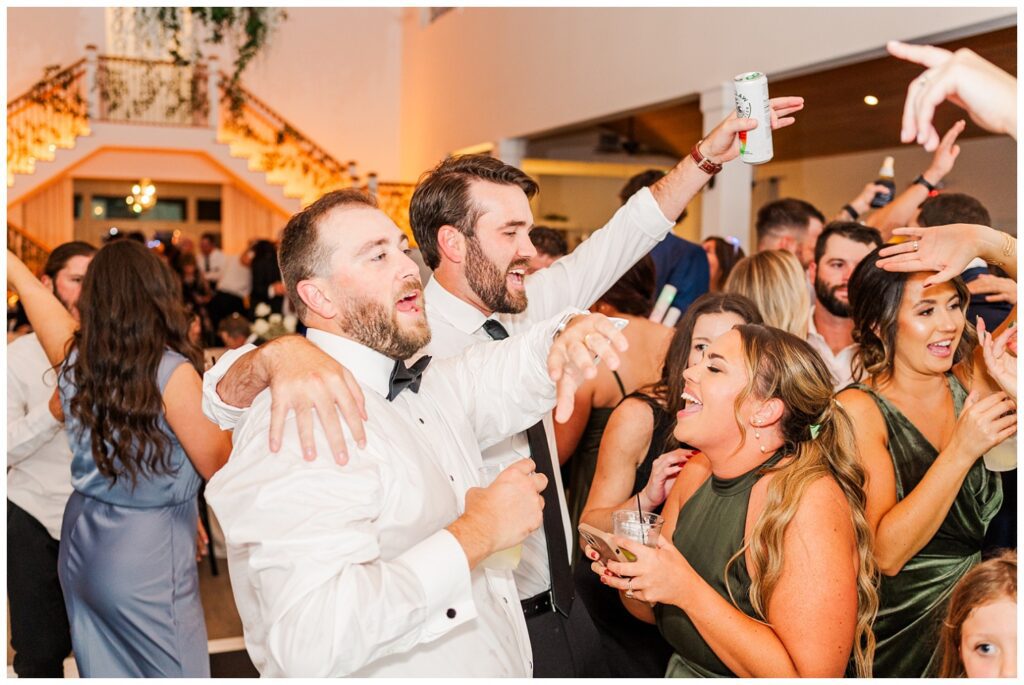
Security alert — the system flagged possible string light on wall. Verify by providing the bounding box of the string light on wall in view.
[126,178,157,213]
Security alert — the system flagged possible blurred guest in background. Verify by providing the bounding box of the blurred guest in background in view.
[527,226,569,274]
[702,236,745,292]
[249,238,286,318]
[725,249,810,338]
[806,222,883,390]
[7,240,95,678]
[619,170,709,313]
[199,232,225,290]
[208,245,253,332]
[754,198,825,267]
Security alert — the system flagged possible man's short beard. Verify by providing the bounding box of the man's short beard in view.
[338,291,431,360]
[814,276,850,318]
[465,236,528,314]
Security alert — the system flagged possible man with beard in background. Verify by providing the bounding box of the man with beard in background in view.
[805,221,883,390]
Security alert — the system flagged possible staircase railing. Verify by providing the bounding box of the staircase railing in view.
[217,79,358,206]
[8,51,417,237]
[7,59,90,185]
[96,55,209,127]
[7,222,51,277]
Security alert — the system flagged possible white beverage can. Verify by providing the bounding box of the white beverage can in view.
[733,71,773,164]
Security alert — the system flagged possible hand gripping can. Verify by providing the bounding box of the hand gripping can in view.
[733,71,773,164]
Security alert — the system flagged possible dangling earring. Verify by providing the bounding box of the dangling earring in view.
[753,419,765,453]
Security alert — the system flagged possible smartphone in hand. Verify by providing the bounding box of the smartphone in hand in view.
[578,523,630,564]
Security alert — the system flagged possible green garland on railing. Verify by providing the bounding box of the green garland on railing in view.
[136,7,287,117]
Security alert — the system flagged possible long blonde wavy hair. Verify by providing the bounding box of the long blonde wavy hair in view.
[725,250,810,338]
[724,324,879,676]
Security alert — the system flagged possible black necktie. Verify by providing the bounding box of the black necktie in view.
[481,318,574,617]
[387,356,431,401]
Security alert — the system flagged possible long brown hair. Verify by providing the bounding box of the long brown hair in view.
[938,550,1017,678]
[61,240,202,488]
[849,246,975,383]
[644,293,762,453]
[725,324,879,676]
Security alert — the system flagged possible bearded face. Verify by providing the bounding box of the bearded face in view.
[336,280,431,360]
[464,235,529,314]
[814,273,851,318]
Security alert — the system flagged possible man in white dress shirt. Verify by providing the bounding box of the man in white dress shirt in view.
[805,222,882,390]
[202,189,627,676]
[7,241,95,677]
[207,95,805,675]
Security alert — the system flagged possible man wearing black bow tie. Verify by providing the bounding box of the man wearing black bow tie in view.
[202,189,627,677]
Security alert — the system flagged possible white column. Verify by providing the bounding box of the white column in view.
[207,54,220,131]
[496,137,527,169]
[84,44,99,121]
[699,81,753,251]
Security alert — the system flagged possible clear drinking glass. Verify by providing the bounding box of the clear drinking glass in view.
[982,436,1017,472]
[612,510,664,561]
[477,460,524,570]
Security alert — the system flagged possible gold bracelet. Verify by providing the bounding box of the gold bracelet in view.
[988,231,1016,268]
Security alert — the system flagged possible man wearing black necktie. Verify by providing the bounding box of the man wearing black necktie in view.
[210,98,805,674]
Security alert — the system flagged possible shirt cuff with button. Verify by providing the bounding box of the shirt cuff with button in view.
[202,343,258,430]
[392,528,476,639]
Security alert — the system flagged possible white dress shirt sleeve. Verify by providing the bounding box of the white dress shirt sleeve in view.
[437,311,571,450]
[523,185,674,321]
[201,343,258,430]
[207,442,475,676]
[7,349,62,466]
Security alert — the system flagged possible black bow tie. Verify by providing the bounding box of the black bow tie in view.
[387,356,431,401]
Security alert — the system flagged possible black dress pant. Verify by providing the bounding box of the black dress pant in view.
[7,500,72,677]
[526,594,609,677]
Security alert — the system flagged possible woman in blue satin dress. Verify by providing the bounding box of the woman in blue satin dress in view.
[7,241,231,677]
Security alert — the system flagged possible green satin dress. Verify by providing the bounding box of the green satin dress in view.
[847,374,1002,677]
[655,450,786,677]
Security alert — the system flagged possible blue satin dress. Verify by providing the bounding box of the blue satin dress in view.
[57,350,209,677]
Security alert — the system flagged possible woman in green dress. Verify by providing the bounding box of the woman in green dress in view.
[585,324,879,677]
[837,236,1014,677]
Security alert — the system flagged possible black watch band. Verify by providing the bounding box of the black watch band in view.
[842,204,859,220]
[913,174,937,192]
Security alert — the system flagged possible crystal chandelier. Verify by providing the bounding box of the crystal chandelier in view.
[126,178,157,214]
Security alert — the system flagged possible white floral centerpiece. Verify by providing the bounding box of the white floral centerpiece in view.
[251,302,297,342]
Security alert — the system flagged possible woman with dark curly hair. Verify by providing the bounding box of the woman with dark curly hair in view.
[7,242,231,677]
[837,244,1013,677]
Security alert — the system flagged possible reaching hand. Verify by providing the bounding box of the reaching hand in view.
[549,314,630,423]
[640,448,695,510]
[196,519,210,562]
[887,41,1017,150]
[924,120,965,181]
[977,317,1017,402]
[847,182,893,217]
[701,96,804,164]
[968,274,1017,306]
[877,224,994,287]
